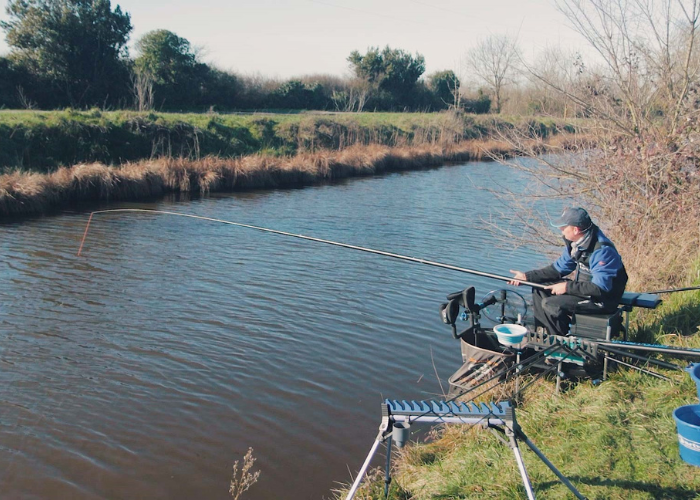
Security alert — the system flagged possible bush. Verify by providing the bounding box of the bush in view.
[462,94,491,114]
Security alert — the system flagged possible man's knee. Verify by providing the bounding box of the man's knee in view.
[541,296,568,317]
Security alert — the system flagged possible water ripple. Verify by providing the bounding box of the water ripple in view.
[0,159,550,499]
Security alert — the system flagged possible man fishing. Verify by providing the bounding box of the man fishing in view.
[508,207,628,337]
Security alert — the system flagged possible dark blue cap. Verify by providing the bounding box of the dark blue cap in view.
[550,207,592,229]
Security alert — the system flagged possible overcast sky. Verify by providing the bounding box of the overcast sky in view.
[0,0,591,79]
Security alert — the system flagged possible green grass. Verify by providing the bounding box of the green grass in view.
[345,272,700,499]
[380,372,700,499]
[0,109,575,172]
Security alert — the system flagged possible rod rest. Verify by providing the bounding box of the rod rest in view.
[385,399,510,417]
[525,331,600,357]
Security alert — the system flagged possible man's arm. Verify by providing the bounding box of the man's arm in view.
[525,264,562,283]
[522,247,577,283]
[510,248,575,285]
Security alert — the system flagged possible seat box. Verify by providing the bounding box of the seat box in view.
[569,309,622,340]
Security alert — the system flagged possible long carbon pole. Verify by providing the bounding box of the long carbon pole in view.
[597,345,682,371]
[77,209,547,289]
[599,340,700,357]
[646,285,700,294]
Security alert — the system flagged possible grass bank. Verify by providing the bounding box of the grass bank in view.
[340,272,700,500]
[0,109,573,172]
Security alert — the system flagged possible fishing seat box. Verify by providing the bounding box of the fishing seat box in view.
[569,292,662,341]
[570,309,623,340]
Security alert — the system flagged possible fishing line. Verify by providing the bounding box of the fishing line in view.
[76,209,547,289]
[77,209,565,404]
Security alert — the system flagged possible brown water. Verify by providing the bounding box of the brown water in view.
[0,160,545,499]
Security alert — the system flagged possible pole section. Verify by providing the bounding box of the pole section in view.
[77,209,547,289]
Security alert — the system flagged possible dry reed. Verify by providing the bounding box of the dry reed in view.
[0,138,531,218]
[229,447,260,500]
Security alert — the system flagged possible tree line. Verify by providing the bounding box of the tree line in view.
[0,0,495,113]
[6,0,672,120]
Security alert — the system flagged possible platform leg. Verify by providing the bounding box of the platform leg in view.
[603,322,612,380]
[515,351,521,404]
[555,361,563,394]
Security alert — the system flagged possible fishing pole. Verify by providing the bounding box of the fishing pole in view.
[76,209,548,289]
[598,339,700,358]
[645,285,700,294]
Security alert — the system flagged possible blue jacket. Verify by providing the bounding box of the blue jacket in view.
[526,225,628,304]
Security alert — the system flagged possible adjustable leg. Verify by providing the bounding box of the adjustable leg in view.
[603,354,610,380]
[603,324,611,380]
[515,351,521,405]
[518,431,587,500]
[507,428,536,500]
[555,361,563,394]
[346,436,384,500]
[384,436,392,498]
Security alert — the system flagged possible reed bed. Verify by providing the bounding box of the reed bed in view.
[0,139,523,217]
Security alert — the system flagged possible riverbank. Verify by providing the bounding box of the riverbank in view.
[340,271,700,499]
[0,109,572,172]
[0,136,570,218]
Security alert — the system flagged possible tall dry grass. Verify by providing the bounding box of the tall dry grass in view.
[0,139,522,218]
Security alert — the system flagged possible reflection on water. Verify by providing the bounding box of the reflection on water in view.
[0,159,547,499]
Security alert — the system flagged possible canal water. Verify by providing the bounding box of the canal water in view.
[0,159,553,499]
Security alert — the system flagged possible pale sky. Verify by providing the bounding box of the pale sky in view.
[0,0,590,79]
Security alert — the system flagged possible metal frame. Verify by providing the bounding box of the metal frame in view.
[346,400,587,500]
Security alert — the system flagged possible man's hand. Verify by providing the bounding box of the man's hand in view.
[545,282,568,295]
[508,270,526,286]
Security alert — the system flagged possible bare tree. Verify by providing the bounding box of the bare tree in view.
[132,68,154,111]
[536,0,700,138]
[331,78,369,112]
[519,47,587,117]
[448,69,462,109]
[466,35,521,113]
[16,85,36,109]
[493,0,700,289]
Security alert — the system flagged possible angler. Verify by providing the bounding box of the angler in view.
[509,207,628,338]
